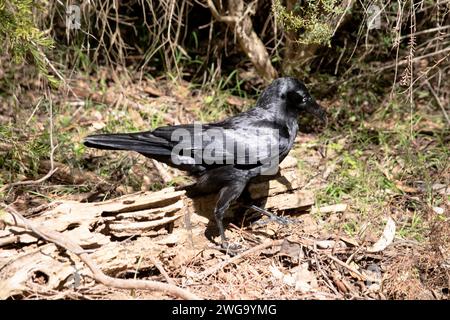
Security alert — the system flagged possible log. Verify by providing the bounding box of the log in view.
[0,155,316,298]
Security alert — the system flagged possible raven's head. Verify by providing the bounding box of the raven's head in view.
[265,77,328,125]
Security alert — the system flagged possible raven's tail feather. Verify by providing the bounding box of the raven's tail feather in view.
[83,132,171,156]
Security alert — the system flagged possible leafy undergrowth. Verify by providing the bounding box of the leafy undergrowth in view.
[0,70,448,299]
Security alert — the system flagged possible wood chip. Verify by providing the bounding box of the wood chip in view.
[310,203,348,214]
[367,217,396,253]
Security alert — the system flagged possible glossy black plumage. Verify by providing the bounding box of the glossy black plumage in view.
[84,77,326,249]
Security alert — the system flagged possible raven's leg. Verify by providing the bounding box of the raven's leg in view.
[244,204,293,225]
[215,181,247,250]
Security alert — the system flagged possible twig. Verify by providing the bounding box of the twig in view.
[331,0,354,37]
[334,38,347,75]
[314,254,341,296]
[194,239,283,280]
[297,237,379,283]
[379,47,450,73]
[425,79,450,126]
[26,98,43,125]
[345,247,362,265]
[334,47,450,87]
[148,254,176,286]
[0,204,201,300]
[399,25,450,39]
[322,252,377,283]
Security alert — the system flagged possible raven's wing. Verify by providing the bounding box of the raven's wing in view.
[152,122,284,169]
[84,119,288,174]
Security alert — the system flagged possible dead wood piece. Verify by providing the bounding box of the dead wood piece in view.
[143,85,164,97]
[1,207,201,300]
[248,169,305,199]
[108,215,182,234]
[0,189,187,247]
[310,204,348,214]
[30,188,185,232]
[3,230,38,244]
[0,153,317,298]
[0,243,76,299]
[1,228,39,245]
[279,156,298,169]
[116,201,183,220]
[64,226,110,248]
[1,160,314,243]
[32,201,102,232]
[82,239,159,273]
[263,190,314,211]
[92,188,184,213]
[188,188,313,223]
[151,159,173,184]
[0,235,20,247]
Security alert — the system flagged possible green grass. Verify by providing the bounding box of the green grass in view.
[397,211,426,242]
[311,84,449,243]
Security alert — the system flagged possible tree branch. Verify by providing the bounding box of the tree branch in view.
[1,204,201,300]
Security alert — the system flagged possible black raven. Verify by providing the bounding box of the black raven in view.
[84,77,327,249]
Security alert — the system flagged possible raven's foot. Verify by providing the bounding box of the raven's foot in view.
[252,215,293,226]
[246,204,294,226]
[220,241,242,256]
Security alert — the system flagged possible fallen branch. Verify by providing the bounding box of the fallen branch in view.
[1,205,201,300]
[321,252,378,283]
[148,254,176,286]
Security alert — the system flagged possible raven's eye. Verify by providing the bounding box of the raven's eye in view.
[302,96,308,103]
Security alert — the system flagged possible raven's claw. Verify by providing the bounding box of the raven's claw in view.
[245,204,294,226]
[220,241,242,256]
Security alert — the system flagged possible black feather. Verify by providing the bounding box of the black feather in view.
[83,77,327,250]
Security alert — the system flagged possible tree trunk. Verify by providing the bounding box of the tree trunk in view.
[207,0,278,81]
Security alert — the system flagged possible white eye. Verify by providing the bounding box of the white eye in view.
[302,96,308,102]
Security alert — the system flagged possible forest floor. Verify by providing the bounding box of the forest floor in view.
[0,68,449,299]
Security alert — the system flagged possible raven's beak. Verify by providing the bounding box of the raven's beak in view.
[306,101,328,126]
